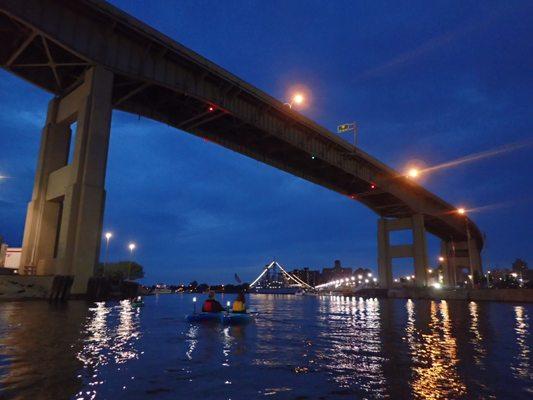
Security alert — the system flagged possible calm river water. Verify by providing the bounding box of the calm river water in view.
[0,294,531,399]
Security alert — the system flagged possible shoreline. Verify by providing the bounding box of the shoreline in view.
[320,287,533,303]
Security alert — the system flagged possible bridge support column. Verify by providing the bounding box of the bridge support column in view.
[377,219,393,289]
[441,240,482,287]
[20,66,114,295]
[377,214,428,289]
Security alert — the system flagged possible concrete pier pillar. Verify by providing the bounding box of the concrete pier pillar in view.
[440,241,455,287]
[412,213,428,286]
[441,239,482,287]
[20,66,114,295]
[20,99,70,275]
[377,214,428,289]
[377,219,393,289]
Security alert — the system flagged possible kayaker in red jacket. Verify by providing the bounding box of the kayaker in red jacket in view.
[202,291,224,313]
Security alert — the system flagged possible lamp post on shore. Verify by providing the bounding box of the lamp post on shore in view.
[127,242,136,280]
[103,232,112,268]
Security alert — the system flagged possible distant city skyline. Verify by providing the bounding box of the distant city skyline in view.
[1,0,532,284]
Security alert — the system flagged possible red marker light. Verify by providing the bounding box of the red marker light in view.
[208,106,214,112]
[370,184,376,189]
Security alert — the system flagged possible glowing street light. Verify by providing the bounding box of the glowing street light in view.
[284,93,304,109]
[293,93,304,105]
[438,256,445,262]
[127,242,136,280]
[407,168,419,179]
[457,206,475,282]
[103,231,113,268]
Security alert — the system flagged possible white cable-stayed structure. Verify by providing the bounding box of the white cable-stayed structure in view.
[249,261,314,291]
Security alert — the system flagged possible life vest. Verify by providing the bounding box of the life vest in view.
[232,300,246,313]
[202,299,215,312]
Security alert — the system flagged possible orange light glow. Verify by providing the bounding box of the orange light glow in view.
[407,168,419,178]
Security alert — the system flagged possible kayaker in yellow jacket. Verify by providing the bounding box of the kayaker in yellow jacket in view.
[232,292,246,313]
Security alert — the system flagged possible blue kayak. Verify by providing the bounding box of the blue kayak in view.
[185,312,255,325]
[185,312,221,323]
[221,312,253,325]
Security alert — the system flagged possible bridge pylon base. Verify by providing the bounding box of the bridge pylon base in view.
[377,214,428,289]
[440,240,482,287]
[20,66,114,295]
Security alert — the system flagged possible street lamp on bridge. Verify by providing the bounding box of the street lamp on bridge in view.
[407,168,420,179]
[284,93,304,109]
[457,207,475,284]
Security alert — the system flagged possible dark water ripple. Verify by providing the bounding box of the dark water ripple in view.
[0,295,531,399]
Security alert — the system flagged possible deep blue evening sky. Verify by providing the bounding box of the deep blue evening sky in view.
[1,1,532,284]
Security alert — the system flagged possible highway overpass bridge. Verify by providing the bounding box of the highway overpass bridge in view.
[0,0,483,294]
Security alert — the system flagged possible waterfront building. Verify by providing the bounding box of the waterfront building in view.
[0,246,21,275]
[290,267,321,287]
[320,260,353,284]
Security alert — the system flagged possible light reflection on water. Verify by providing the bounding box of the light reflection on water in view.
[407,300,466,399]
[469,301,486,368]
[0,296,531,399]
[316,296,386,396]
[513,306,532,382]
[74,300,142,399]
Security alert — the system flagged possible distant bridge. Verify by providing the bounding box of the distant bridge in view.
[0,0,482,294]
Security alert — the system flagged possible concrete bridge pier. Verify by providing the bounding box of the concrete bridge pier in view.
[441,239,482,287]
[378,214,428,289]
[20,66,114,295]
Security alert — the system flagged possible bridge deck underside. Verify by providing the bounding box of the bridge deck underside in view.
[0,0,482,248]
